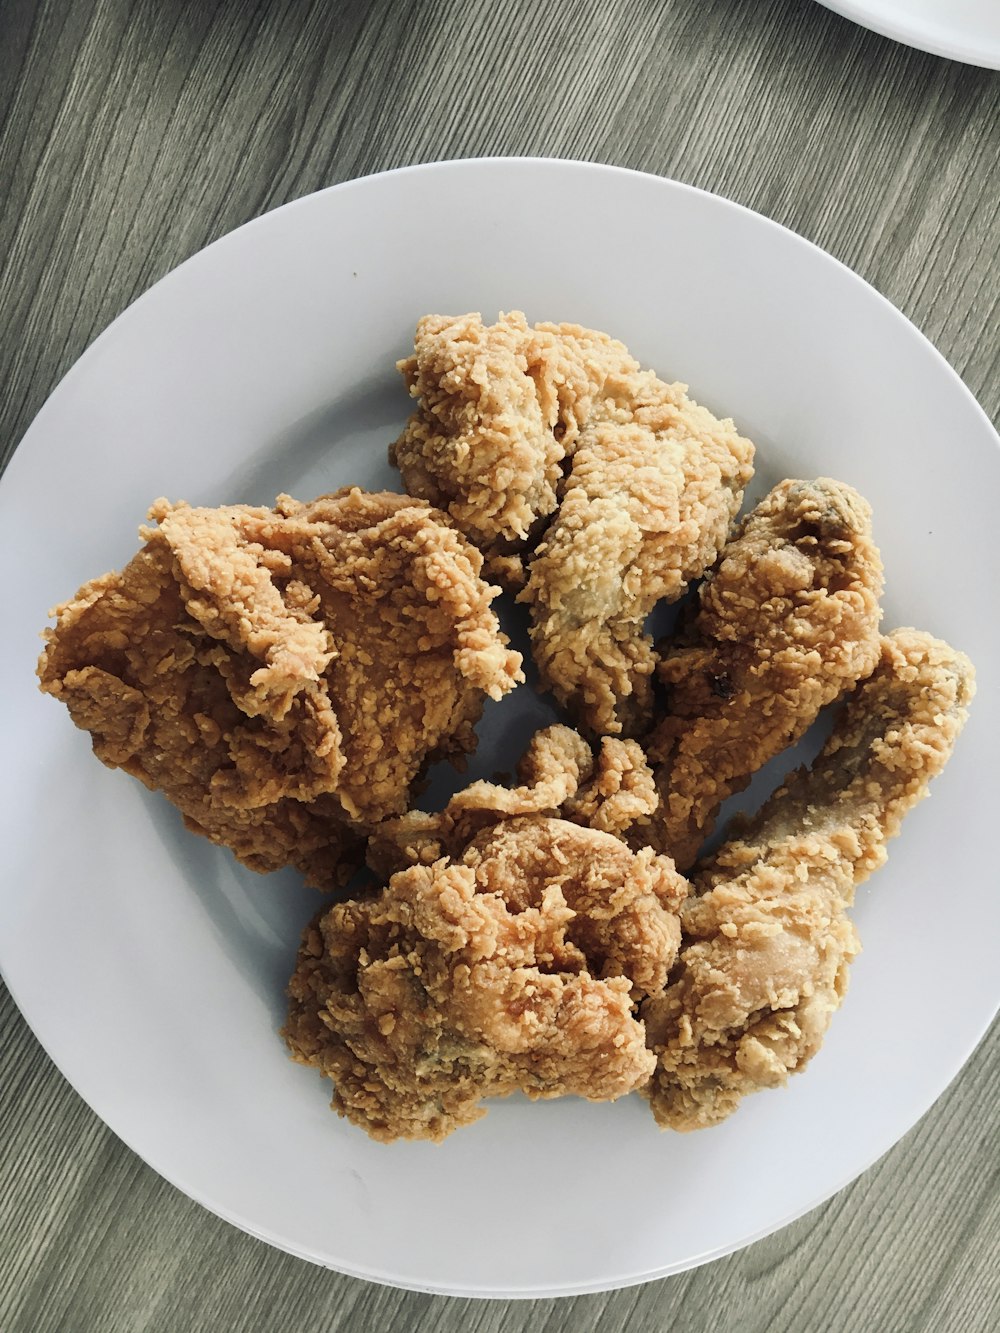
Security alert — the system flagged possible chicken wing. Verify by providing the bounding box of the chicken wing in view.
[641,628,974,1131]
[38,489,522,888]
[637,477,884,868]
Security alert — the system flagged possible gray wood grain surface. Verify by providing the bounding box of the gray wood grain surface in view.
[1,0,997,1328]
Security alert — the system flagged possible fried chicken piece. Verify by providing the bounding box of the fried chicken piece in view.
[522,372,754,735]
[636,478,884,868]
[392,310,752,735]
[392,312,755,733]
[391,312,640,583]
[365,722,657,879]
[285,815,687,1142]
[37,490,522,888]
[641,629,974,1132]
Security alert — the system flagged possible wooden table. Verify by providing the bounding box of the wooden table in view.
[1,1,997,1327]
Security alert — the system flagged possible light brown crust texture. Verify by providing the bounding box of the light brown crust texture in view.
[639,477,885,868]
[641,629,975,1132]
[523,372,754,736]
[365,723,659,879]
[284,815,687,1142]
[391,312,755,736]
[391,311,641,581]
[37,489,522,888]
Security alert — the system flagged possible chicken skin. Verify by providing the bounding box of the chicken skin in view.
[522,370,754,736]
[391,311,640,584]
[638,478,884,868]
[641,629,974,1132]
[33,310,978,1151]
[365,722,658,879]
[285,815,687,1142]
[37,489,522,888]
[391,312,755,735]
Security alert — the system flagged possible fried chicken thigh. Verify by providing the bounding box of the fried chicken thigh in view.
[641,629,974,1132]
[285,814,687,1142]
[38,490,522,888]
[638,478,884,868]
[285,723,685,1141]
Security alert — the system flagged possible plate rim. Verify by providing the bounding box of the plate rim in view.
[3,155,998,485]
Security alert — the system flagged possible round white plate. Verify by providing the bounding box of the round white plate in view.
[817,0,1000,67]
[1,159,997,1298]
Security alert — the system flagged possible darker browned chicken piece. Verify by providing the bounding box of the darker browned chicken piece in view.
[637,477,884,868]
[285,814,687,1142]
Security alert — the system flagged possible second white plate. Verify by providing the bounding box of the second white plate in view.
[817,0,1000,66]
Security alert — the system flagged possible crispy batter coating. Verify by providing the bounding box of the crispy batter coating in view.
[285,815,686,1142]
[37,490,522,888]
[391,312,639,582]
[638,478,884,868]
[391,311,755,735]
[641,629,974,1132]
[365,723,658,879]
[561,733,659,837]
[522,371,754,736]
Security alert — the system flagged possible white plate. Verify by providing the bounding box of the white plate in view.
[817,0,1000,67]
[1,159,998,1298]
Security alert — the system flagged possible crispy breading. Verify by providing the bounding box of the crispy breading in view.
[641,629,974,1132]
[522,371,754,735]
[637,478,884,868]
[285,815,686,1142]
[391,311,639,583]
[365,723,658,879]
[38,489,522,888]
[391,311,755,736]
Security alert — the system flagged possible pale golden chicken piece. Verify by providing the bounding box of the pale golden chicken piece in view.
[522,372,754,736]
[37,489,522,889]
[637,478,884,868]
[365,722,657,879]
[285,814,687,1142]
[391,311,755,735]
[641,629,974,1132]
[391,311,639,583]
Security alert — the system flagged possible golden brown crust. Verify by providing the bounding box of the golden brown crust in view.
[391,311,638,580]
[641,629,974,1132]
[391,312,755,736]
[561,736,658,837]
[37,489,522,888]
[285,815,686,1142]
[637,477,885,868]
[522,372,754,735]
[365,723,660,879]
